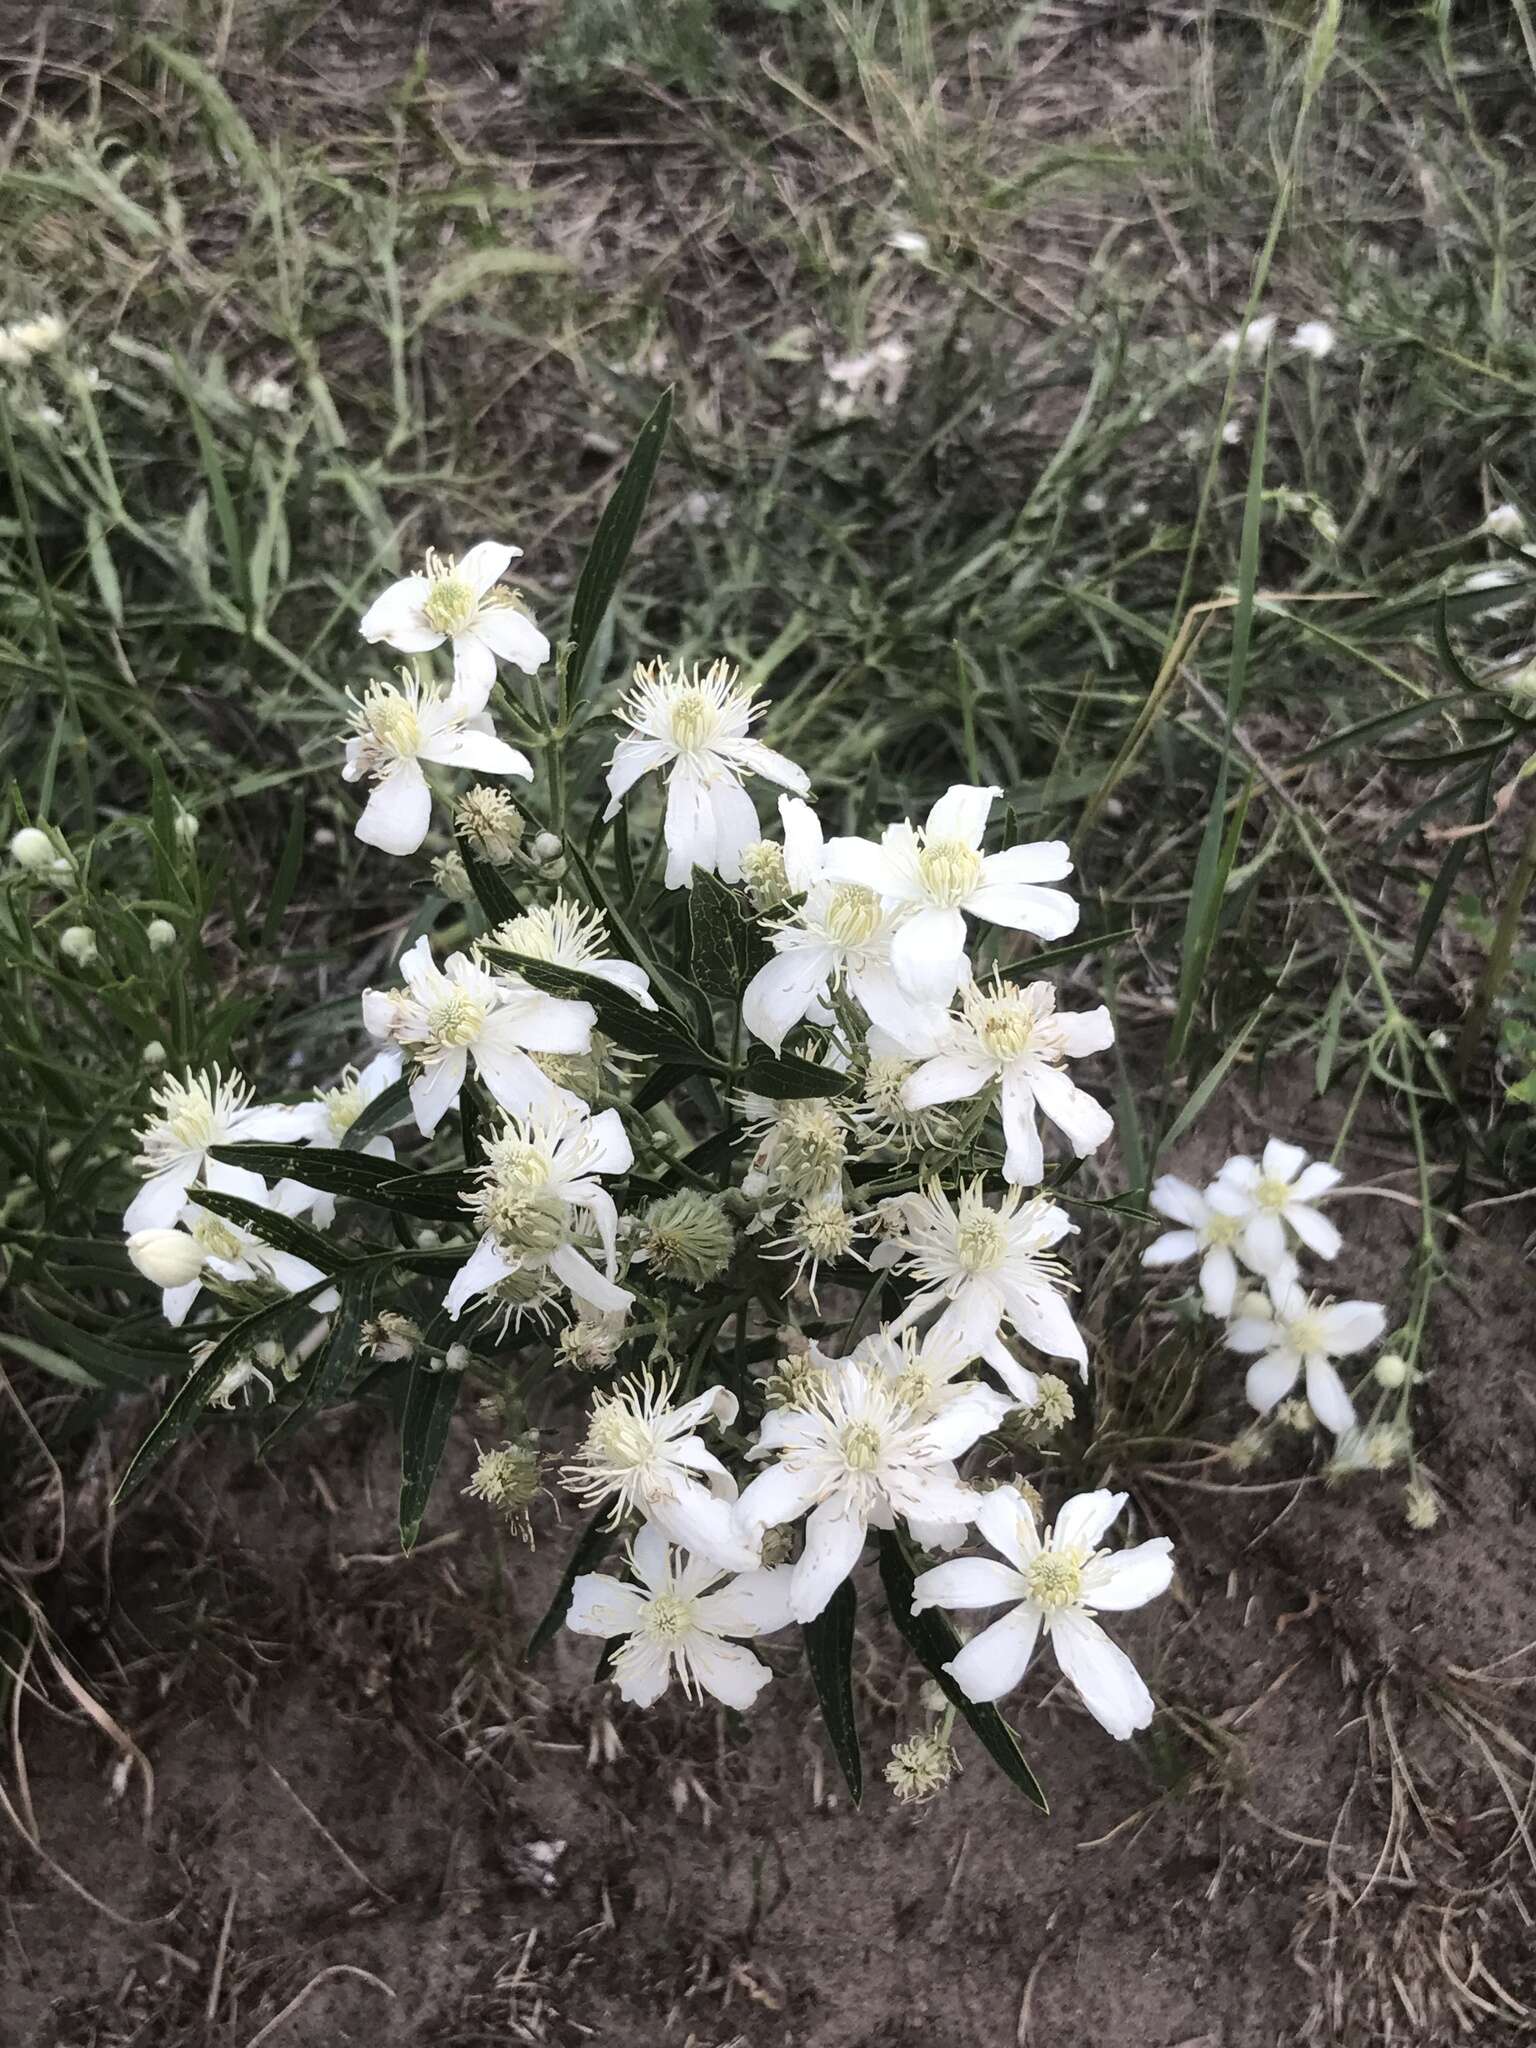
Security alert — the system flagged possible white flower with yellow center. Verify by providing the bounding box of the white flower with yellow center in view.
[732,1357,996,1622]
[488,894,656,1011]
[1205,1137,1343,1275]
[141,1184,339,1330]
[566,1522,795,1709]
[359,542,549,711]
[342,671,532,857]
[821,784,1079,1005]
[854,1321,1044,1428]
[901,976,1115,1185]
[874,1177,1086,1376]
[1140,1172,1266,1317]
[911,1485,1174,1741]
[602,658,810,890]
[1225,1269,1383,1436]
[125,1066,301,1234]
[560,1370,758,1572]
[446,1101,634,1328]
[362,935,594,1137]
[277,1049,404,1227]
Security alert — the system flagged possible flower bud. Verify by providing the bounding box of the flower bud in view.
[60,925,97,966]
[127,1228,204,1288]
[173,808,199,846]
[142,1039,168,1069]
[443,1342,472,1374]
[430,851,475,903]
[10,826,58,871]
[640,1190,736,1285]
[1373,1352,1410,1390]
[147,917,177,952]
[531,830,562,862]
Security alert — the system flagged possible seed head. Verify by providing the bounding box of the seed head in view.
[640,1190,736,1285]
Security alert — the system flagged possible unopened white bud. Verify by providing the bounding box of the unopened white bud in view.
[147,917,177,952]
[142,1039,168,1069]
[443,1342,472,1373]
[127,1228,204,1288]
[1373,1352,1410,1390]
[10,826,58,871]
[172,808,199,846]
[1484,502,1524,541]
[60,925,97,966]
[531,831,562,862]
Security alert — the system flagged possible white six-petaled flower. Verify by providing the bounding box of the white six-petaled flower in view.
[342,672,532,857]
[1208,1137,1342,1273]
[900,975,1114,1185]
[561,1372,759,1573]
[362,936,594,1136]
[821,784,1078,1005]
[359,542,549,711]
[566,1522,794,1709]
[1225,1268,1383,1435]
[733,1357,1003,1622]
[911,1484,1173,1740]
[603,658,810,890]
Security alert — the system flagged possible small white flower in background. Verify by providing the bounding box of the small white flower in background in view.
[1216,312,1277,358]
[1140,1172,1263,1317]
[887,229,930,258]
[822,339,911,415]
[1483,503,1525,541]
[146,917,177,953]
[1225,1269,1385,1435]
[1291,320,1337,360]
[0,312,66,364]
[446,1101,634,1326]
[900,976,1115,1185]
[342,671,532,857]
[561,1371,759,1572]
[734,1356,999,1622]
[822,784,1078,1005]
[876,1178,1086,1376]
[1206,1137,1342,1273]
[360,542,549,711]
[9,825,69,874]
[1221,419,1245,446]
[148,1188,338,1329]
[488,895,657,1011]
[26,404,64,431]
[142,1040,167,1070]
[59,924,97,966]
[125,1065,299,1233]
[362,936,593,1136]
[603,657,810,890]
[246,374,293,413]
[567,1523,795,1710]
[911,1484,1173,1741]
[172,806,199,847]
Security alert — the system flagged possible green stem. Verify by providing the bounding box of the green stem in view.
[1453,801,1536,1083]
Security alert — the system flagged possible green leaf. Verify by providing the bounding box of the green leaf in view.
[877,1533,1046,1810]
[688,867,746,996]
[209,1142,451,1215]
[800,1578,862,1807]
[565,387,673,710]
[457,833,523,926]
[399,1360,461,1550]
[260,792,308,946]
[1000,924,1136,984]
[373,1167,475,1222]
[525,1508,614,1661]
[493,948,721,1070]
[342,1074,412,1151]
[741,1048,853,1100]
[415,246,570,329]
[260,1267,379,1454]
[192,1187,356,1273]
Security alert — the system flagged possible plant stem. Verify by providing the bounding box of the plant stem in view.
[1453,800,1536,1082]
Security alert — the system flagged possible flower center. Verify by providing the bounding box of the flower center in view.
[366,692,422,758]
[1285,1310,1327,1354]
[917,835,982,906]
[795,1200,856,1260]
[588,1405,656,1472]
[192,1215,243,1262]
[427,989,486,1049]
[165,1092,219,1150]
[824,883,883,948]
[1203,1210,1243,1248]
[1255,1175,1291,1212]
[643,1592,696,1641]
[420,573,478,637]
[893,1363,933,1410]
[1025,1550,1084,1609]
[974,998,1036,1061]
[488,1138,551,1191]
[483,1188,568,1254]
[841,1420,884,1472]
[321,1073,363,1139]
[668,688,722,754]
[955,1210,1008,1274]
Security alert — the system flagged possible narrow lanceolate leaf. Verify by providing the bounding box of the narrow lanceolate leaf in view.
[494,948,722,1070]
[342,1074,412,1151]
[399,1359,462,1551]
[801,1579,863,1807]
[741,1048,853,1101]
[877,1533,1047,1811]
[192,1187,357,1273]
[565,386,673,710]
[261,1267,378,1455]
[999,924,1136,984]
[209,1142,449,1216]
[525,1508,614,1662]
[457,831,523,927]
[688,867,745,996]
[372,1168,475,1222]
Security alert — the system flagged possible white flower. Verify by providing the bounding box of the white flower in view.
[854,1321,1041,1429]
[560,1371,757,1572]
[59,925,96,966]
[10,826,68,873]
[602,658,810,890]
[742,839,943,1056]
[1290,320,1337,359]
[1226,1270,1383,1435]
[279,1049,404,1227]
[821,785,1078,1004]
[1140,1173,1262,1317]
[566,1523,794,1709]
[445,1102,635,1326]
[911,1485,1173,1741]
[359,543,549,711]
[901,976,1115,1184]
[362,936,593,1136]
[246,375,293,412]
[1206,1137,1343,1274]
[734,1358,997,1622]
[887,229,930,258]
[876,1178,1086,1377]
[1484,503,1525,541]
[1217,312,1277,358]
[150,1187,338,1329]
[125,1066,300,1234]
[342,672,531,857]
[488,895,656,1010]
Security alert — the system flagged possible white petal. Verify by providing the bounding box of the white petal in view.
[123,1165,195,1234]
[664,765,716,887]
[1242,1209,1289,1276]
[410,1051,466,1136]
[603,736,673,817]
[848,963,949,1054]
[582,1106,634,1179]
[722,737,811,795]
[1083,1538,1174,1613]
[965,878,1079,941]
[890,905,969,1004]
[470,1039,559,1120]
[630,1519,671,1593]
[1049,1489,1126,1555]
[1245,1348,1300,1413]
[1048,1609,1154,1740]
[973,839,1072,887]
[734,1457,824,1534]
[359,576,439,650]
[611,1636,673,1707]
[707,775,760,884]
[820,834,899,896]
[780,795,825,892]
[429,726,533,780]
[1198,1244,1238,1317]
[920,1386,1011,1458]
[591,958,657,1010]
[1056,1005,1116,1057]
[1000,1072,1045,1187]
[973,1483,1041,1570]
[355,764,432,856]
[647,1480,761,1574]
[1149,1174,1206,1228]
[742,946,835,1053]
[548,1243,633,1318]
[1027,1062,1115,1160]
[450,634,497,711]
[566,1572,647,1638]
[902,1054,992,1112]
[789,1496,867,1622]
[693,1564,796,1639]
[202,1158,274,1207]
[909,1556,1026,1613]
[1291,1161,1342,1202]
[473,606,549,676]
[459,540,519,594]
[683,1633,774,1709]
[1001,1280,1087,1370]
[944,1604,1041,1703]
[1141,1227,1200,1269]
[444,1234,513,1318]
[1287,1203,1342,1260]
[1261,1136,1308,1184]
[924,782,999,845]
[1316,1300,1385,1355]
[1304,1357,1357,1434]
[1226,1315,1278,1355]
